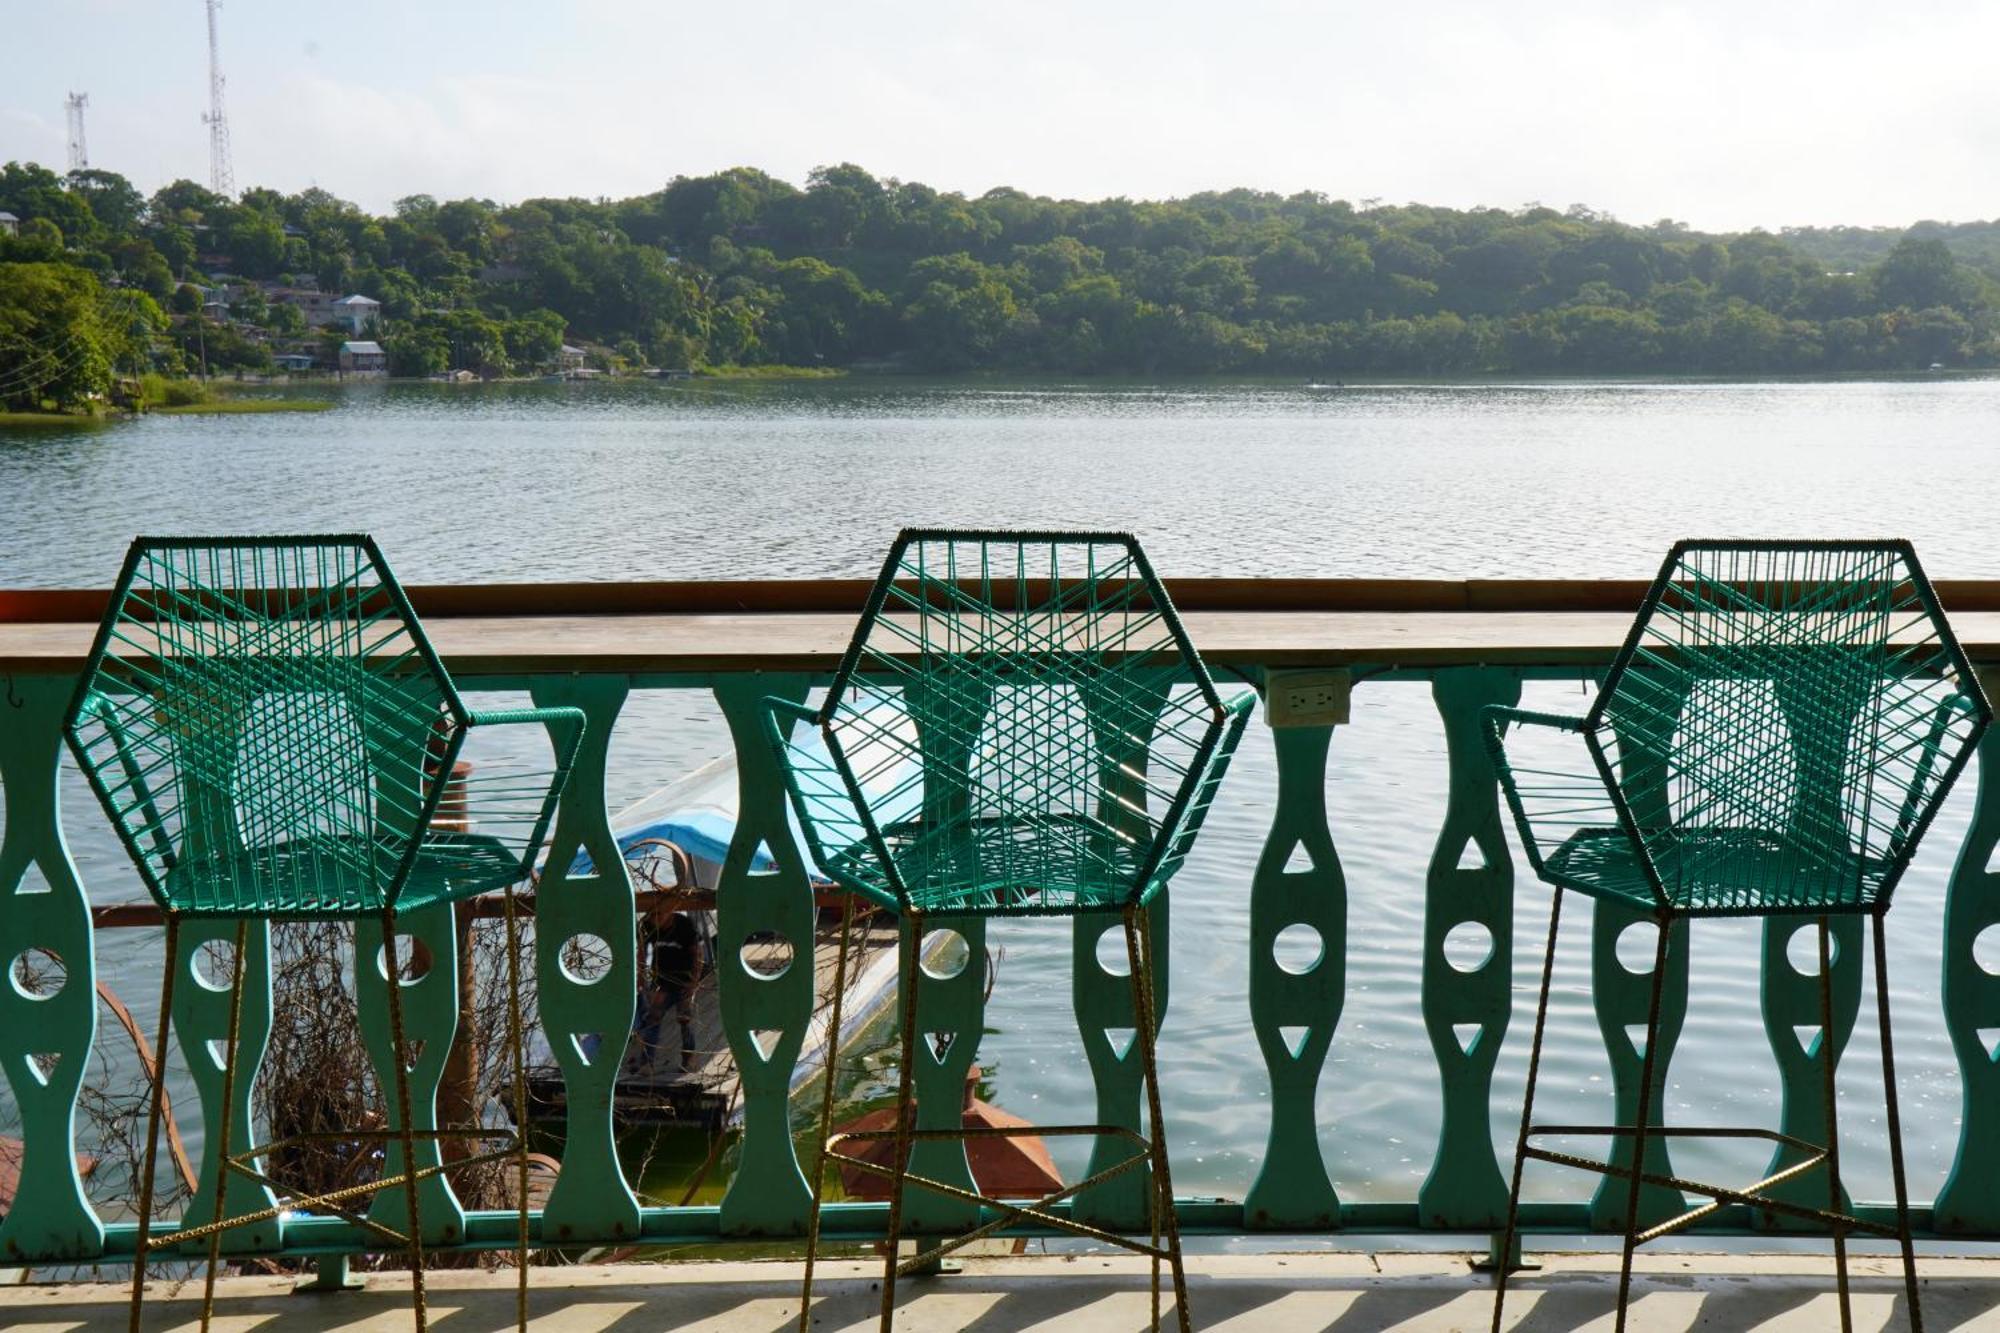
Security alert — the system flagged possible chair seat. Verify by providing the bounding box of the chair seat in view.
[161,832,525,918]
[833,814,1152,917]
[1543,826,1891,918]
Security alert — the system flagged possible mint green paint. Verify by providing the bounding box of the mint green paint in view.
[528,675,641,1244]
[715,673,816,1235]
[1072,679,1171,1232]
[1588,679,1689,1229]
[1755,914,1860,1228]
[0,675,103,1262]
[1244,721,1343,1230]
[1937,715,2000,1231]
[170,916,281,1253]
[898,670,994,1233]
[1419,669,1519,1229]
[356,901,467,1244]
[903,913,989,1233]
[1585,905,1689,1229]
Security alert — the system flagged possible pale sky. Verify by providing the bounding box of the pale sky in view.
[2,0,1996,233]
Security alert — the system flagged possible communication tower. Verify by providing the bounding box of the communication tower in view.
[65,92,88,172]
[203,0,234,196]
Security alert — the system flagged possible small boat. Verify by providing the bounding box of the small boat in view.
[527,720,951,1131]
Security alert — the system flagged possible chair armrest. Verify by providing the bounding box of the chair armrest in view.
[1482,704,1628,884]
[761,696,900,909]
[453,705,589,872]
[1143,688,1257,897]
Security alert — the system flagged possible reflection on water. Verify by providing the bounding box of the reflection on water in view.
[5,375,1996,1217]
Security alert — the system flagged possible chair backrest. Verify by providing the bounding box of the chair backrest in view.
[64,536,463,918]
[799,530,1236,915]
[1594,540,1987,912]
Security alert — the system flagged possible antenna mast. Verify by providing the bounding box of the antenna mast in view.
[202,0,234,197]
[65,92,89,172]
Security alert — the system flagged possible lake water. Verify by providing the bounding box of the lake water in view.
[7,374,2000,1228]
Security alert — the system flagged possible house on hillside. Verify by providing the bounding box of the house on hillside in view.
[0,212,18,237]
[266,286,333,325]
[332,294,381,335]
[338,340,387,375]
[559,344,588,371]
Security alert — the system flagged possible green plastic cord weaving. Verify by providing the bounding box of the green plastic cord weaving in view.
[764,529,1254,917]
[62,536,585,919]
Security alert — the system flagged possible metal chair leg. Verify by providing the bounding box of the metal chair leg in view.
[381,909,430,1332]
[1613,917,1672,1333]
[198,919,251,1333]
[501,884,532,1331]
[1873,913,1924,1333]
[800,895,858,1332]
[1492,887,1565,1333]
[1127,903,1190,1333]
[127,914,181,1333]
[878,910,923,1330]
[1818,917,1852,1332]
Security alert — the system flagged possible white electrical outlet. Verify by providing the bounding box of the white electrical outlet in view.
[1264,668,1352,728]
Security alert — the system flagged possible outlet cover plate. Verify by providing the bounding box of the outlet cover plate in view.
[1265,668,1352,728]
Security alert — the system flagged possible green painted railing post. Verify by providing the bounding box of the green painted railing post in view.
[1590,678,1689,1229]
[356,900,467,1243]
[0,675,104,1262]
[171,916,280,1253]
[714,673,816,1235]
[1073,679,1172,1231]
[1753,677,1867,1228]
[1420,668,1518,1228]
[1937,683,2000,1231]
[900,671,992,1233]
[1245,720,1344,1230]
[529,675,642,1245]
[903,913,988,1233]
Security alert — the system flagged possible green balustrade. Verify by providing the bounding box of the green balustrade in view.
[0,676,102,1262]
[1244,721,1344,1230]
[7,620,2000,1269]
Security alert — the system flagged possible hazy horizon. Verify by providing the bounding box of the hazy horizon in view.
[4,0,1997,234]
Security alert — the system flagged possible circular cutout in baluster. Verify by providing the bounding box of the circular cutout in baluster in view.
[1616,922,1660,974]
[742,932,795,981]
[7,947,65,1001]
[1786,924,1838,976]
[920,929,970,980]
[1973,924,2000,976]
[1442,921,1493,973]
[376,934,434,985]
[557,933,611,986]
[192,938,239,992]
[1096,924,1133,977]
[1272,923,1323,975]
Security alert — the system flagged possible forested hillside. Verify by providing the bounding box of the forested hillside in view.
[3,157,1996,407]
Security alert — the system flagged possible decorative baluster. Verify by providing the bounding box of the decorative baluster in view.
[903,914,988,1233]
[1419,668,1518,1228]
[899,672,993,1233]
[1073,678,1171,1231]
[0,675,104,1262]
[1245,720,1344,1230]
[1590,676,1690,1229]
[1937,686,2000,1231]
[356,901,465,1243]
[529,675,641,1244]
[1754,679,1866,1227]
[172,917,280,1252]
[714,674,816,1235]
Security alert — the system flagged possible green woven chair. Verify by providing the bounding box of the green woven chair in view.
[1486,540,1989,1333]
[768,530,1253,1333]
[64,536,584,1333]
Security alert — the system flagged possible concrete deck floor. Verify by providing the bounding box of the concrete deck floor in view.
[7,1252,1995,1331]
